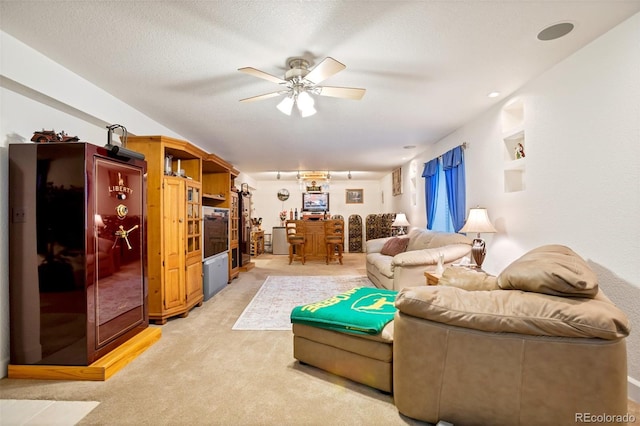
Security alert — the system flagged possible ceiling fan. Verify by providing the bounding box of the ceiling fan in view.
[238,57,366,117]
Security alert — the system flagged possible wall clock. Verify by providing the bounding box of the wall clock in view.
[277,188,290,201]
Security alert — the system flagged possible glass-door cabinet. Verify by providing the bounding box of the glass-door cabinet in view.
[186,183,201,255]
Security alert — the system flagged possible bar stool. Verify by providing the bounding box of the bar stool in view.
[324,219,344,264]
[286,220,306,264]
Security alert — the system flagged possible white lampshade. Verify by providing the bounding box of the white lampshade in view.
[277,96,294,115]
[459,208,497,235]
[392,213,410,228]
[299,104,317,117]
[296,91,314,109]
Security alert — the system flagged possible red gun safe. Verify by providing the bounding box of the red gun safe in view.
[9,142,148,367]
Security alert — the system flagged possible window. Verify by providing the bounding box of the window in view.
[431,162,454,233]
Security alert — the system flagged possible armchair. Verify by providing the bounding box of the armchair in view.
[392,245,630,425]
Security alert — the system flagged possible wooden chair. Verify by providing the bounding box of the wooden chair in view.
[286,220,306,265]
[324,219,344,264]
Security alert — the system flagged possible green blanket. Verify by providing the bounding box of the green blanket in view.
[290,287,398,335]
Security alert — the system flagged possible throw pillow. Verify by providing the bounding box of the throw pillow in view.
[380,237,409,256]
[497,244,598,298]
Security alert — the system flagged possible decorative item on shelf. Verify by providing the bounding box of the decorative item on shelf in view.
[279,210,288,227]
[306,180,322,192]
[391,213,411,235]
[164,155,173,175]
[31,129,80,143]
[251,217,263,231]
[241,183,250,196]
[515,143,525,159]
[459,207,497,269]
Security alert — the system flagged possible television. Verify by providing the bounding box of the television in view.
[302,192,329,213]
[202,206,229,260]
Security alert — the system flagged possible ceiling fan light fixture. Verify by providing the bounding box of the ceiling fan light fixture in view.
[299,104,316,118]
[277,95,294,115]
[296,91,314,108]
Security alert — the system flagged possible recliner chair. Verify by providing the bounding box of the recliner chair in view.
[392,245,631,426]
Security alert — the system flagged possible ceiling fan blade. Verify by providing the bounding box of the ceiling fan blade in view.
[304,57,346,85]
[238,67,286,85]
[317,86,366,100]
[239,91,287,103]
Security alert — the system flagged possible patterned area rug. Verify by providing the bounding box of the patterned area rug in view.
[232,275,374,331]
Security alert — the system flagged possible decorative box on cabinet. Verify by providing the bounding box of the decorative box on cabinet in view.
[8,142,149,367]
[126,135,204,324]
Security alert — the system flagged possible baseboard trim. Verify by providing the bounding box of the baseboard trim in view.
[629,376,640,403]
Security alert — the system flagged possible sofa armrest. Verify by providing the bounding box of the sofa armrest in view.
[365,237,393,254]
[395,286,630,340]
[391,244,471,267]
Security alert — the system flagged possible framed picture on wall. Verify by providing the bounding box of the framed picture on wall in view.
[392,167,402,196]
[345,189,364,204]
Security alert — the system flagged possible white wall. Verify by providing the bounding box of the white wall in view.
[251,179,386,249]
[399,13,640,397]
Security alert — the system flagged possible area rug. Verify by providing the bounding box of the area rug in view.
[232,275,374,331]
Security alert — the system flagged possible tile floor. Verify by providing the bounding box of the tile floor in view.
[0,400,99,425]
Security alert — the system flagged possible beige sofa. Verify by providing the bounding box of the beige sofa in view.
[393,245,631,425]
[365,228,472,291]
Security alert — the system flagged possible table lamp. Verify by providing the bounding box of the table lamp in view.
[459,207,496,268]
[392,213,411,235]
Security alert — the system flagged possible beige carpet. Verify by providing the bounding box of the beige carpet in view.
[0,253,428,426]
[232,275,373,330]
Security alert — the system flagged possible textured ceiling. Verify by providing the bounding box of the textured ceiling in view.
[2,1,639,181]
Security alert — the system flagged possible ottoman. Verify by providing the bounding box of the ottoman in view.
[292,321,394,393]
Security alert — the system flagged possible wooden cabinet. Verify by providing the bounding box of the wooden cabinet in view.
[202,153,239,282]
[290,221,327,260]
[229,191,240,280]
[126,136,204,324]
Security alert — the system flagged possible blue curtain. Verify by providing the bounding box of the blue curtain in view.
[421,158,439,230]
[442,146,466,232]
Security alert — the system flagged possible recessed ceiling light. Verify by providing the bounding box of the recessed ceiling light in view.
[488,91,500,98]
[537,22,574,41]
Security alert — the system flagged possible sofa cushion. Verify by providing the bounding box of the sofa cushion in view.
[438,267,500,291]
[395,286,630,340]
[406,228,472,252]
[380,237,409,256]
[497,245,598,298]
[367,253,394,279]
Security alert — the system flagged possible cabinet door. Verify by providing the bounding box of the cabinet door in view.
[184,181,203,303]
[185,257,202,302]
[162,178,186,310]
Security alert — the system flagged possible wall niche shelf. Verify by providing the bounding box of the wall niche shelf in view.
[501,99,525,193]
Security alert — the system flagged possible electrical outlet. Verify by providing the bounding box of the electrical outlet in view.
[12,207,26,223]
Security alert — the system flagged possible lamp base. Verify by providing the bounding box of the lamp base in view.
[470,238,486,268]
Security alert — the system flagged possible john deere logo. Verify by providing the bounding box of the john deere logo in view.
[352,293,396,315]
